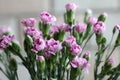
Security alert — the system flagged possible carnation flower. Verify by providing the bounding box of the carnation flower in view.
[40,11,56,24]
[70,44,82,56]
[24,27,42,39]
[50,23,70,35]
[44,39,62,59]
[21,18,36,27]
[31,38,45,53]
[65,3,78,11]
[88,16,97,25]
[70,57,80,68]
[70,57,90,73]
[79,58,90,74]
[74,23,87,33]
[64,36,76,47]
[93,21,105,34]
[0,35,14,50]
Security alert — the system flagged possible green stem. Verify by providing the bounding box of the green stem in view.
[106,46,116,61]
[79,32,94,57]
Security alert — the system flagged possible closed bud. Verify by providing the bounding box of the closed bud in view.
[9,58,17,71]
[84,9,92,23]
[98,12,108,22]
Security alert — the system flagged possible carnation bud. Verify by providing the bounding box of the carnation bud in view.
[37,56,45,72]
[84,9,92,23]
[9,41,21,55]
[65,3,78,26]
[107,58,115,66]
[70,67,81,80]
[83,51,91,60]
[9,58,17,71]
[98,12,108,22]
[38,56,45,62]
[24,35,33,54]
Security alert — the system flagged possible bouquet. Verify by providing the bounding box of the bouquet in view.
[0,2,120,80]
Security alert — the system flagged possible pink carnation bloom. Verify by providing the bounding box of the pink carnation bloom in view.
[93,21,105,34]
[40,11,56,24]
[70,57,90,73]
[44,39,62,59]
[50,23,70,35]
[31,38,45,53]
[79,58,90,74]
[65,3,78,11]
[70,44,82,56]
[115,24,120,31]
[24,27,42,39]
[88,16,97,25]
[74,23,87,33]
[21,18,36,27]
[58,23,71,32]
[38,56,45,62]
[70,57,80,68]
[0,35,14,50]
[64,36,76,47]
[50,24,59,36]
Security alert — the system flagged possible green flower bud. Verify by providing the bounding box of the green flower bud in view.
[42,23,50,37]
[98,12,108,22]
[24,35,33,52]
[9,58,17,71]
[84,9,92,23]
[66,10,75,26]
[70,67,81,80]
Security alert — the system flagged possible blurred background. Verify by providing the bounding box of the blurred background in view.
[0,0,120,80]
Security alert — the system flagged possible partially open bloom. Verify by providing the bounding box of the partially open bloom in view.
[44,39,62,59]
[64,36,76,47]
[88,16,97,25]
[74,23,87,33]
[93,21,105,34]
[65,3,78,11]
[70,57,80,68]
[40,11,56,24]
[115,24,120,31]
[38,56,45,62]
[70,57,90,73]
[21,18,37,27]
[24,27,42,39]
[31,38,45,53]
[0,35,14,50]
[50,23,70,35]
[79,58,90,74]
[70,44,82,56]
[108,58,115,65]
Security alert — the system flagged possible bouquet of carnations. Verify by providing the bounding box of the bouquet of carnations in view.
[0,2,120,80]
